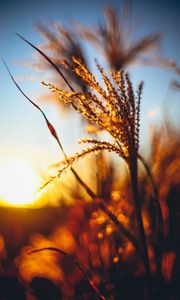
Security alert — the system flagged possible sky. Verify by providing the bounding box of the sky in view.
[0,0,180,174]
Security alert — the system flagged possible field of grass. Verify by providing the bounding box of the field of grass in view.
[0,3,180,300]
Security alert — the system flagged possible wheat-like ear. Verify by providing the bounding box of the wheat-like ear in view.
[46,58,143,158]
[135,81,143,150]
[39,137,130,193]
[39,145,122,190]
[80,138,127,159]
[66,144,124,168]
[41,58,144,182]
[72,57,108,98]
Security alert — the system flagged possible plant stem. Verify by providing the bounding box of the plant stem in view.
[4,59,143,262]
[129,155,154,299]
[30,247,106,300]
[71,167,143,257]
[138,154,164,280]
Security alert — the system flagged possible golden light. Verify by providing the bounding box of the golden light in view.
[0,158,41,206]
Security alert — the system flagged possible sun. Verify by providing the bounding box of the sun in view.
[0,158,41,206]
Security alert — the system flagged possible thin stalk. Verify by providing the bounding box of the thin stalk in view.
[138,154,163,239]
[129,154,154,299]
[30,247,106,300]
[3,59,142,259]
[96,198,143,257]
[138,153,164,288]
[16,33,75,93]
[138,154,157,198]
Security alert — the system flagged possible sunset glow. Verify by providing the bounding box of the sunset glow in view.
[0,158,41,206]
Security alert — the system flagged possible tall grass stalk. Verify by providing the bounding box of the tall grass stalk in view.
[138,153,163,279]
[40,57,155,298]
[5,34,164,299]
[129,155,153,298]
[3,58,142,257]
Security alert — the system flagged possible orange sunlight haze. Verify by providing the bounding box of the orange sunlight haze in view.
[0,158,41,206]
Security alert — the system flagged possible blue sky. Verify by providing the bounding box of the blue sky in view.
[0,0,180,170]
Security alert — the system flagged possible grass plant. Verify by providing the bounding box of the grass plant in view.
[2,4,180,300]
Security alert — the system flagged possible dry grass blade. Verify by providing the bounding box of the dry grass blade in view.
[2,59,66,156]
[33,22,88,92]
[30,247,107,300]
[16,33,75,92]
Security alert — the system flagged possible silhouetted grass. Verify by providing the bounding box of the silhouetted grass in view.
[1,3,180,300]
